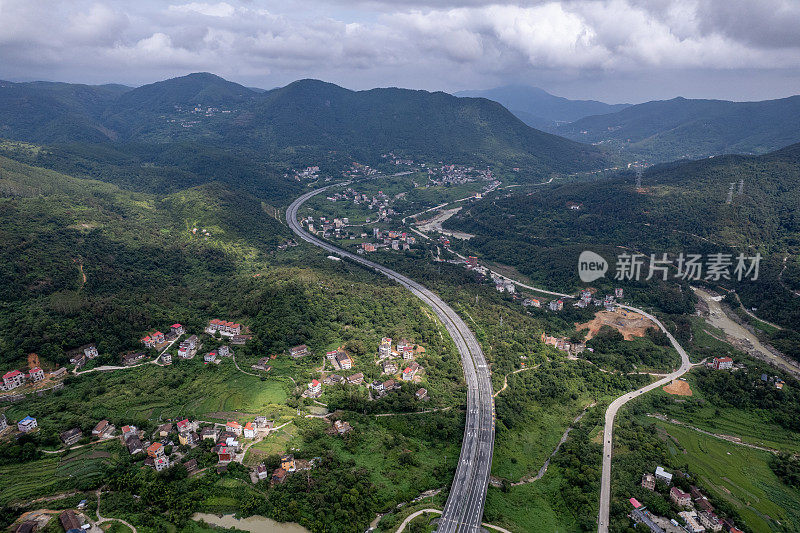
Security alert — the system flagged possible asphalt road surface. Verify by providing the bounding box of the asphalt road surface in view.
[287,185,495,532]
[596,304,693,533]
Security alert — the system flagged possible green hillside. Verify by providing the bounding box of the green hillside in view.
[446,143,800,353]
[556,95,800,162]
[0,73,609,177]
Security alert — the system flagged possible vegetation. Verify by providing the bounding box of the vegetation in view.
[556,95,800,163]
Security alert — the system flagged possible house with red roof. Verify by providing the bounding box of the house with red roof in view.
[147,442,164,458]
[176,419,190,433]
[170,323,185,336]
[712,357,733,370]
[141,335,155,348]
[243,422,256,439]
[2,370,24,390]
[308,379,322,397]
[28,367,45,382]
[226,420,242,436]
[217,445,233,463]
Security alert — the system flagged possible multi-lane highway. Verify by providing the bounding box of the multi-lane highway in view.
[287,185,495,532]
[596,305,693,533]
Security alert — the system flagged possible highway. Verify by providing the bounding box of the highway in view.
[596,304,693,533]
[287,185,495,532]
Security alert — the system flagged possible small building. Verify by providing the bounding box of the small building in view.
[59,510,82,533]
[151,331,165,344]
[170,323,185,336]
[290,345,309,359]
[415,388,428,400]
[641,473,656,491]
[272,467,288,484]
[615,288,624,298]
[162,352,172,365]
[18,416,37,433]
[257,462,270,480]
[243,422,256,439]
[176,419,191,433]
[126,436,144,455]
[670,486,692,507]
[29,367,45,382]
[379,337,392,358]
[60,428,82,446]
[548,300,564,311]
[84,345,99,359]
[333,420,352,435]
[335,352,352,370]
[121,425,138,440]
[14,520,37,533]
[281,454,296,472]
[226,421,242,436]
[655,466,673,484]
[678,511,706,533]
[382,360,398,375]
[383,379,398,392]
[712,357,733,370]
[204,351,217,363]
[347,373,364,385]
[218,345,231,357]
[157,423,173,437]
[217,445,233,463]
[2,370,25,390]
[254,417,273,429]
[201,427,218,441]
[184,458,198,473]
[308,379,322,396]
[154,456,169,472]
[147,442,165,458]
[698,511,722,532]
[0,414,7,432]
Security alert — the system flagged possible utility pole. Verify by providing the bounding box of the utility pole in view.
[635,166,643,189]
[726,182,735,204]
[738,178,744,195]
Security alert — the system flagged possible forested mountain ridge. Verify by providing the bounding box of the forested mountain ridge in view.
[446,142,800,344]
[0,73,609,175]
[455,84,630,130]
[555,95,800,162]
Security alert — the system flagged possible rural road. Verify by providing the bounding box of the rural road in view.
[288,185,495,532]
[596,304,693,533]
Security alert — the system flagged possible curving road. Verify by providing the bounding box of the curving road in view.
[287,185,495,532]
[596,304,693,533]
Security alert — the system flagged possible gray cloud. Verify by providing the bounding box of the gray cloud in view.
[0,0,798,101]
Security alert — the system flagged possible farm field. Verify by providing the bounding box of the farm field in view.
[654,420,800,532]
[649,374,800,454]
[0,441,118,505]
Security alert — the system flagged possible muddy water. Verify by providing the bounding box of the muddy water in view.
[193,513,309,533]
[694,287,800,377]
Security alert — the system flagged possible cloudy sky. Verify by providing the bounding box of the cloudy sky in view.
[1,0,799,102]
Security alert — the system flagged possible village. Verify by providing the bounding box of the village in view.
[299,336,429,403]
[630,465,746,533]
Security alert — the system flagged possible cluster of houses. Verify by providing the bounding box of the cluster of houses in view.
[378,337,424,381]
[541,333,588,355]
[634,466,745,533]
[68,344,100,369]
[265,453,317,485]
[577,288,623,311]
[704,357,786,390]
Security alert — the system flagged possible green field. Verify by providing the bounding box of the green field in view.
[654,420,800,532]
[0,441,118,505]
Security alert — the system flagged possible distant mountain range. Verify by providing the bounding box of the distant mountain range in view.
[0,73,606,176]
[554,96,800,162]
[454,85,630,130]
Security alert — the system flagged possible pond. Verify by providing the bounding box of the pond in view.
[192,513,310,533]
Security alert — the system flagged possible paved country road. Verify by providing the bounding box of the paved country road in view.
[596,304,693,533]
[287,185,495,532]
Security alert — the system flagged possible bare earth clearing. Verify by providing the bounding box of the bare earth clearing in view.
[662,379,692,396]
[576,308,656,340]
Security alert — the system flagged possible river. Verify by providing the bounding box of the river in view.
[192,513,309,533]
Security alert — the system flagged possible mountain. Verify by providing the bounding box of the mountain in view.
[455,85,630,129]
[233,79,606,172]
[111,72,256,113]
[0,79,130,142]
[556,96,800,162]
[0,74,610,176]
